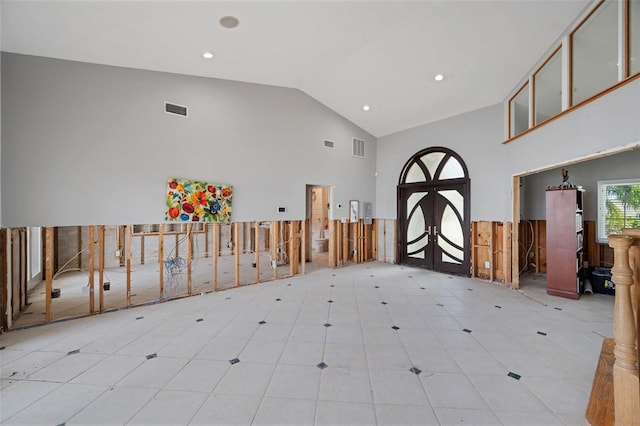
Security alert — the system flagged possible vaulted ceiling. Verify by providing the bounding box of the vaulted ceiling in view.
[1,0,592,137]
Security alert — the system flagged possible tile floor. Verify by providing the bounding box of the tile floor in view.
[0,263,613,425]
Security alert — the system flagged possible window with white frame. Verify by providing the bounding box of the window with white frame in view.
[597,178,640,243]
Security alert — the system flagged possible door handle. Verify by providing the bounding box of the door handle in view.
[433,225,438,236]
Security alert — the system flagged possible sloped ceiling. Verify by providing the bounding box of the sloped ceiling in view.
[1,0,592,137]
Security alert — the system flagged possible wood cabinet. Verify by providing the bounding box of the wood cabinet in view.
[545,188,584,299]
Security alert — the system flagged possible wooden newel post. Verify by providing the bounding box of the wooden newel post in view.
[622,229,640,313]
[622,228,640,386]
[608,234,640,425]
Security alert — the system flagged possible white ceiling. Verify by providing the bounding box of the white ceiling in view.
[1,0,592,137]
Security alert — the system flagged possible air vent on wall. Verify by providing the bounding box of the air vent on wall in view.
[352,137,365,158]
[324,140,335,148]
[165,101,188,117]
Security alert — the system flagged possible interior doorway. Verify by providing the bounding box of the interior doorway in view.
[512,145,640,291]
[307,185,330,270]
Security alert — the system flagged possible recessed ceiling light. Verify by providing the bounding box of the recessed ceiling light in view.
[434,74,444,81]
[202,52,214,59]
[362,105,370,111]
[219,16,240,29]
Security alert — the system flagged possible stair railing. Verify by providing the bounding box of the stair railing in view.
[608,231,640,425]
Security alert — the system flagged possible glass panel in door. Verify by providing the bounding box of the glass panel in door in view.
[434,185,467,274]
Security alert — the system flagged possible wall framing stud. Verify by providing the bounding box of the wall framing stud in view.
[271,221,278,280]
[89,225,95,313]
[300,224,305,275]
[234,222,240,287]
[158,224,164,297]
[45,227,54,323]
[126,224,132,307]
[213,223,219,291]
[187,223,192,295]
[255,221,260,283]
[98,225,105,314]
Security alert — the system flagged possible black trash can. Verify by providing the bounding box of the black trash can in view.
[592,267,615,295]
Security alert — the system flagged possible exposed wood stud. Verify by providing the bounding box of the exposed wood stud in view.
[336,220,340,266]
[471,222,478,278]
[213,223,219,291]
[383,220,387,263]
[53,228,59,275]
[126,225,132,307]
[289,221,295,277]
[255,221,260,283]
[77,225,82,269]
[158,224,164,297]
[471,221,492,279]
[512,176,520,289]
[272,221,278,280]
[98,225,105,314]
[45,227,54,323]
[342,222,348,266]
[89,226,95,313]
[358,222,363,262]
[305,218,312,263]
[372,219,378,261]
[489,223,494,282]
[187,223,192,295]
[328,220,336,268]
[503,222,512,284]
[300,223,306,275]
[234,222,240,287]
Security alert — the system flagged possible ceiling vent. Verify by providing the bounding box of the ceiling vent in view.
[324,140,335,148]
[352,137,365,158]
[165,101,188,117]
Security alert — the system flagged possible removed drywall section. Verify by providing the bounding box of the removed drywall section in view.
[1,53,376,227]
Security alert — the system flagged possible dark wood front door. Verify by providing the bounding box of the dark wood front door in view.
[397,147,470,276]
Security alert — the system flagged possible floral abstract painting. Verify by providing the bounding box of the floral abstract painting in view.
[166,178,232,223]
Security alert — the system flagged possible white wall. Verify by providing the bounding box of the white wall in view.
[375,104,508,221]
[376,79,640,223]
[1,53,377,227]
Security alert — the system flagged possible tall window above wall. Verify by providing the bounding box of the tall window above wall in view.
[572,0,619,105]
[630,0,640,76]
[509,83,529,137]
[597,178,640,243]
[534,47,563,125]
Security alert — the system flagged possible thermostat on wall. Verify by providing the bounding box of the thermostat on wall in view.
[277,207,287,213]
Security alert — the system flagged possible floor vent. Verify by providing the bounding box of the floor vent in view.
[352,137,365,158]
[324,140,335,148]
[165,102,188,117]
